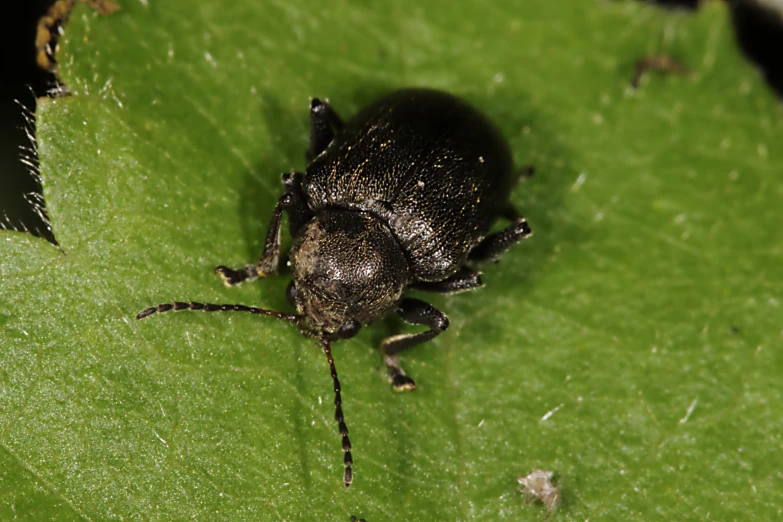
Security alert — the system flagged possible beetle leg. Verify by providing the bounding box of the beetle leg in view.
[468,217,532,265]
[409,268,484,294]
[214,177,310,286]
[281,172,312,233]
[307,98,344,161]
[381,298,449,392]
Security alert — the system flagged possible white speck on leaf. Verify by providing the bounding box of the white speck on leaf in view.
[154,430,168,446]
[679,399,699,424]
[572,172,586,191]
[540,403,564,422]
[204,51,217,68]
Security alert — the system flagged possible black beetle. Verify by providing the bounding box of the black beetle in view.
[137,88,532,487]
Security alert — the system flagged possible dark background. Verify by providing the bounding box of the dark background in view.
[1,0,781,245]
[1,0,57,241]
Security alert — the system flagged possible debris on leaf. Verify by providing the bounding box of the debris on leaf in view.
[631,54,690,87]
[518,469,559,519]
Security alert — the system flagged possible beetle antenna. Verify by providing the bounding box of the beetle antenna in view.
[319,336,353,488]
[135,301,302,323]
[137,302,352,485]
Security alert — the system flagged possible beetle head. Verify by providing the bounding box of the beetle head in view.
[289,209,411,336]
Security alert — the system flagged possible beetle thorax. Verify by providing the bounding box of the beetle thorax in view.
[290,209,411,333]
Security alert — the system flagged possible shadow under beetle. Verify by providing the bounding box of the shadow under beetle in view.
[137,88,533,488]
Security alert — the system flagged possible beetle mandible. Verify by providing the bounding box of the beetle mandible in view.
[137,88,533,488]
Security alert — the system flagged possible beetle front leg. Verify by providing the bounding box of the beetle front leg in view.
[214,176,310,286]
[381,298,449,392]
[307,98,344,161]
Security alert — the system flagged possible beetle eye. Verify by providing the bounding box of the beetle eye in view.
[338,320,361,339]
[286,280,298,308]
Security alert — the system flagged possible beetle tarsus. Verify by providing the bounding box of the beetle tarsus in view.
[214,265,258,286]
[385,356,417,392]
[393,376,417,392]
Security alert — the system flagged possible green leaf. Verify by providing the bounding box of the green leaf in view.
[2,0,782,519]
